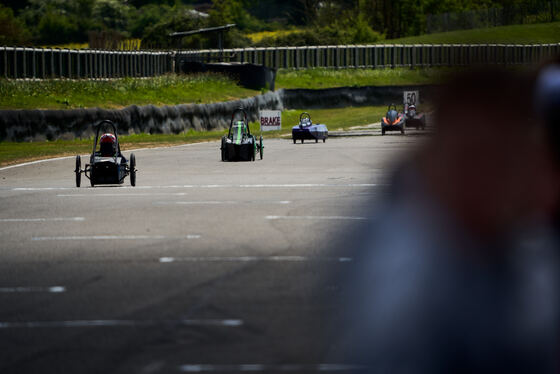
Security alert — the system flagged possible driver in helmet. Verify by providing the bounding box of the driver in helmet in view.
[232,121,248,145]
[300,118,312,128]
[100,133,118,157]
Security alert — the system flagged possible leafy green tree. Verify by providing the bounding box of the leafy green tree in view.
[18,0,97,44]
[208,0,266,32]
[37,10,79,44]
[142,7,207,49]
[129,4,173,38]
[92,0,132,32]
[0,5,31,45]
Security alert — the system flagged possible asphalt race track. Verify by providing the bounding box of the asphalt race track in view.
[0,136,420,373]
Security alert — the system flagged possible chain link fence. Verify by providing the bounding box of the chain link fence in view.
[179,43,560,70]
[0,47,173,79]
[1,43,560,79]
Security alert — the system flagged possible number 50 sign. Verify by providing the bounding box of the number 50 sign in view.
[403,91,419,106]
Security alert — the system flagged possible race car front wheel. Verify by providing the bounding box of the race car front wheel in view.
[130,153,136,187]
[75,155,81,188]
[259,136,263,160]
[221,137,227,161]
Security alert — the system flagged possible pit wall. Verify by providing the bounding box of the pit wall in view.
[0,85,435,141]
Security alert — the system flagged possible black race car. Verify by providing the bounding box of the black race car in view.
[221,108,263,162]
[404,104,426,130]
[75,120,136,187]
[381,104,405,135]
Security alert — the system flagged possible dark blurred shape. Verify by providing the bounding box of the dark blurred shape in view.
[177,61,277,90]
[535,58,560,229]
[336,68,560,374]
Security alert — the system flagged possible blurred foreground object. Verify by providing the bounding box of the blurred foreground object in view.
[337,68,560,374]
[535,59,560,229]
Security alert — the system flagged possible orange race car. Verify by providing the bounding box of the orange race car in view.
[381,104,405,135]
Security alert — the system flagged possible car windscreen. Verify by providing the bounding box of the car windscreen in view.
[231,122,247,145]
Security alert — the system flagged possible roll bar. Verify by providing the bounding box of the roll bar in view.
[228,107,250,138]
[92,120,121,156]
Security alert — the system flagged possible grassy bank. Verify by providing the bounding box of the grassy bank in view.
[387,22,560,44]
[0,74,259,110]
[276,68,446,89]
[0,69,441,110]
[0,105,386,166]
[246,22,560,46]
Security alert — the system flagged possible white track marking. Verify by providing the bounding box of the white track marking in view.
[10,183,378,192]
[0,217,85,222]
[0,142,207,172]
[0,156,76,172]
[238,184,377,188]
[266,215,367,221]
[159,256,352,263]
[0,319,242,329]
[154,200,291,206]
[32,235,201,241]
[179,364,365,372]
[0,286,66,293]
[57,193,187,197]
[11,187,74,191]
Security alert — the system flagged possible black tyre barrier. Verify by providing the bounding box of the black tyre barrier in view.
[0,91,283,142]
[0,85,435,141]
[178,61,277,91]
[280,84,437,109]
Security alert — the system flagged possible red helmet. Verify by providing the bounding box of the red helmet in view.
[100,133,116,144]
[99,133,117,156]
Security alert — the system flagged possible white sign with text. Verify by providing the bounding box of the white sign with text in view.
[259,110,282,132]
[403,91,420,113]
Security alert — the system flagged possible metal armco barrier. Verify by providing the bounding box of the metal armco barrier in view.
[0,47,173,79]
[179,43,560,69]
[2,43,560,80]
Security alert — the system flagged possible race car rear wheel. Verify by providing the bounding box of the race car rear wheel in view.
[75,155,81,188]
[315,138,318,143]
[323,138,326,143]
[301,139,304,144]
[259,136,263,160]
[382,128,386,136]
[130,153,136,187]
[293,138,296,144]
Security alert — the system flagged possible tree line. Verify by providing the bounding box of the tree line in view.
[0,0,555,48]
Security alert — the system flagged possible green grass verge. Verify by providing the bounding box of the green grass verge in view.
[276,68,445,89]
[0,106,386,166]
[387,22,560,44]
[1,68,442,110]
[0,74,259,110]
